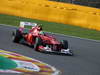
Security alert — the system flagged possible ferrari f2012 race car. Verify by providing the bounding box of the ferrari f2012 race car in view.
[12,22,73,56]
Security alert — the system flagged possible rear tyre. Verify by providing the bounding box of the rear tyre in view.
[12,30,22,43]
[34,37,43,51]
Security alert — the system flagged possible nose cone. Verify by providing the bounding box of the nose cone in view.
[50,39,60,44]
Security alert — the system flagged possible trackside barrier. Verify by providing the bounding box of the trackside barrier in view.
[0,0,100,30]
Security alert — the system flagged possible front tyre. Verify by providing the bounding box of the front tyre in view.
[62,40,68,49]
[61,40,73,56]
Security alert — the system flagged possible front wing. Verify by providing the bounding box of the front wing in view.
[38,46,73,56]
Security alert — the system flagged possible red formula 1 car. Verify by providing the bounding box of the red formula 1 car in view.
[12,22,73,56]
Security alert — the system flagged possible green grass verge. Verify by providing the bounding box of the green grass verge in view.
[0,14,100,40]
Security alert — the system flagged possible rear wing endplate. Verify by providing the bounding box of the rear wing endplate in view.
[20,21,37,28]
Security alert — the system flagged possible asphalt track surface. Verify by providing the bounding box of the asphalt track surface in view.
[0,25,100,75]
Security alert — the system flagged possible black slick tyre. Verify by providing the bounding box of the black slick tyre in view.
[62,40,68,49]
[12,30,22,43]
[62,40,73,56]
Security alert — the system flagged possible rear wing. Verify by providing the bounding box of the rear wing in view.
[20,21,38,28]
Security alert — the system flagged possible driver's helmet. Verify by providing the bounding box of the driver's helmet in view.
[31,23,37,29]
[37,24,42,31]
